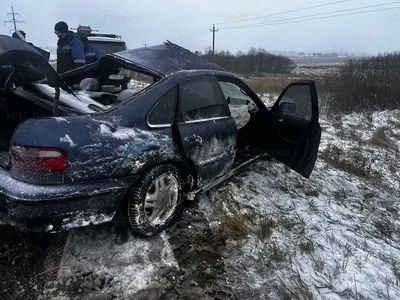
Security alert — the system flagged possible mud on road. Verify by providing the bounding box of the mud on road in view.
[0,199,243,300]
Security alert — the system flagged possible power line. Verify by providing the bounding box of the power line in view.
[215,0,351,26]
[173,1,350,41]
[171,25,212,40]
[173,29,209,40]
[219,1,400,30]
[4,5,24,33]
[220,5,400,30]
[170,1,400,54]
[174,30,210,41]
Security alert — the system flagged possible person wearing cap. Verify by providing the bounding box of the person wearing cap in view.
[54,21,86,74]
[78,34,102,64]
[11,30,50,61]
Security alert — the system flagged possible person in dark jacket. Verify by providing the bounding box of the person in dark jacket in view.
[78,34,102,64]
[12,30,50,61]
[54,21,86,73]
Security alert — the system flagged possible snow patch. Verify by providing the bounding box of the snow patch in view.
[61,212,115,231]
[54,117,68,123]
[57,225,178,298]
[99,124,156,141]
[59,134,77,147]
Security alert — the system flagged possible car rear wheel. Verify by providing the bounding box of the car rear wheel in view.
[127,164,185,237]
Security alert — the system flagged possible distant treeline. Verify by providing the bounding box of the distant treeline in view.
[195,47,296,74]
[325,52,400,114]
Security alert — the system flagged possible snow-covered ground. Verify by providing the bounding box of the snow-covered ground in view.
[198,108,400,299]
[289,57,348,76]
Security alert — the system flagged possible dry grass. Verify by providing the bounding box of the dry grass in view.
[373,216,395,240]
[308,200,319,213]
[219,213,251,241]
[245,76,293,95]
[311,255,325,273]
[320,144,375,179]
[213,186,252,241]
[299,237,315,254]
[278,215,306,235]
[268,242,287,264]
[304,187,320,197]
[257,218,276,242]
[277,274,314,300]
[369,127,394,149]
[325,52,400,114]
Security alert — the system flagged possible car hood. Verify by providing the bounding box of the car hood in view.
[0,34,72,93]
[112,40,227,76]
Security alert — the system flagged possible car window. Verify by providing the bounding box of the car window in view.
[88,41,127,54]
[180,77,229,122]
[147,87,177,126]
[218,81,254,106]
[278,85,312,121]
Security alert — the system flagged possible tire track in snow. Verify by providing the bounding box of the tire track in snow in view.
[52,223,179,299]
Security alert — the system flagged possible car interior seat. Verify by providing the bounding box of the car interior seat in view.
[115,88,137,104]
[79,78,100,92]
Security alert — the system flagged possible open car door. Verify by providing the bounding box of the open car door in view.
[263,80,321,178]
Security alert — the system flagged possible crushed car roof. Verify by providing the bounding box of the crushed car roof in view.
[112,41,228,76]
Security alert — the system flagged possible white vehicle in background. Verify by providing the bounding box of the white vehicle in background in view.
[71,25,128,55]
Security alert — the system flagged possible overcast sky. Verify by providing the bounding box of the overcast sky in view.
[1,0,399,54]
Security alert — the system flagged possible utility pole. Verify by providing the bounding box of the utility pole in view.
[4,5,24,33]
[144,42,147,47]
[210,24,218,62]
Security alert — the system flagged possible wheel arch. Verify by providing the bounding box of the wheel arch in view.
[114,157,198,216]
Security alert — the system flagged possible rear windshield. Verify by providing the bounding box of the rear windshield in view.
[88,41,127,54]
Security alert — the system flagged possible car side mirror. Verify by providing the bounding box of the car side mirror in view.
[279,102,296,113]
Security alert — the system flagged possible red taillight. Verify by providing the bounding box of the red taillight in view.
[10,145,68,172]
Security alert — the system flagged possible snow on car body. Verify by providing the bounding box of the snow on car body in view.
[0,35,321,236]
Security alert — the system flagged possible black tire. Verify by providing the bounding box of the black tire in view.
[128,164,185,237]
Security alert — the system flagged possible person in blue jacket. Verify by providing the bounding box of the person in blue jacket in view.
[78,34,102,64]
[11,30,50,61]
[54,21,86,74]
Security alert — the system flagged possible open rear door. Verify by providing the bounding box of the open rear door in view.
[263,80,321,178]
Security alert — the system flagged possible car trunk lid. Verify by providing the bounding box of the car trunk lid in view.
[0,34,72,94]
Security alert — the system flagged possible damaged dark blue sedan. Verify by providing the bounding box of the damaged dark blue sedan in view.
[0,35,321,236]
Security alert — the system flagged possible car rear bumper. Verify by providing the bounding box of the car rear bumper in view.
[0,168,138,232]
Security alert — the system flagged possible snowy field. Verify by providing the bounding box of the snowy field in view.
[1,78,399,300]
[199,106,400,299]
